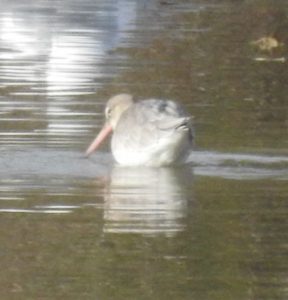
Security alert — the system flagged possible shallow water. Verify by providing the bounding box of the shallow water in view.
[0,0,288,299]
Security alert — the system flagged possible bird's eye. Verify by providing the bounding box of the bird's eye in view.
[105,107,112,119]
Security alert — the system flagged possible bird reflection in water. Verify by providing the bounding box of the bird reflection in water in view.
[102,166,193,236]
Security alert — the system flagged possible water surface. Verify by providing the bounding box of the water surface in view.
[0,0,288,299]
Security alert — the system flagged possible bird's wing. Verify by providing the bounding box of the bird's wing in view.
[115,99,192,148]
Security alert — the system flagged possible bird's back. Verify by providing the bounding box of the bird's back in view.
[112,98,193,166]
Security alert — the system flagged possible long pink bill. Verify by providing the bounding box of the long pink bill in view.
[85,124,113,157]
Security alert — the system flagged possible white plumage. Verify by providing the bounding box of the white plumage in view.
[86,94,194,166]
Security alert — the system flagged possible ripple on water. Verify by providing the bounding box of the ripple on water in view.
[0,148,287,223]
[190,151,288,180]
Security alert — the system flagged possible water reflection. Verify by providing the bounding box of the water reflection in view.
[0,0,138,94]
[0,0,142,148]
[103,166,193,236]
[0,148,287,214]
[0,0,187,149]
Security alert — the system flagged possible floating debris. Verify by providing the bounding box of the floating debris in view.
[254,56,286,63]
[251,36,282,52]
